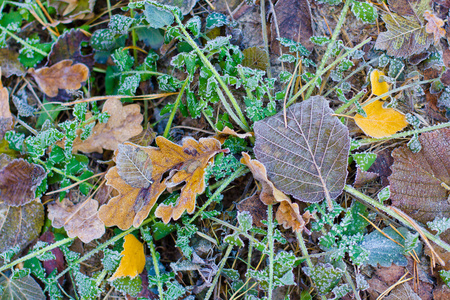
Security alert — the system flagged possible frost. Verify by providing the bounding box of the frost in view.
[352,152,377,171]
[163,280,187,299]
[206,12,228,30]
[144,2,174,29]
[247,251,296,289]
[278,54,296,63]
[31,241,55,261]
[109,15,134,35]
[427,217,450,235]
[186,16,201,37]
[13,89,36,117]
[303,263,344,295]
[310,35,331,46]
[74,269,103,299]
[438,86,450,109]
[377,186,391,202]
[111,276,142,296]
[407,134,422,153]
[118,74,140,96]
[175,224,197,258]
[351,1,377,24]
[0,245,20,263]
[224,211,252,247]
[331,283,350,299]
[102,249,122,272]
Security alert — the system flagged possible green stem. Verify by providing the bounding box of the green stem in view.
[189,166,247,224]
[287,37,370,107]
[267,204,274,300]
[334,89,367,115]
[344,269,361,300]
[304,0,354,99]
[344,185,450,252]
[106,0,112,19]
[148,238,164,299]
[0,25,48,56]
[215,87,248,131]
[260,0,272,79]
[113,70,165,77]
[204,244,233,300]
[93,67,106,73]
[210,217,260,244]
[173,13,250,132]
[163,79,189,138]
[129,9,138,65]
[357,122,450,146]
[0,237,75,272]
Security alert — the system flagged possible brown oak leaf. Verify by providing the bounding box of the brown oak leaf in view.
[240,152,310,232]
[48,198,105,243]
[72,98,143,153]
[28,59,89,97]
[0,156,46,207]
[389,128,450,231]
[424,10,446,44]
[99,136,226,229]
[0,70,13,139]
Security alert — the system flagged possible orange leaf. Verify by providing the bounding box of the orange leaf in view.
[28,59,89,97]
[0,69,13,139]
[99,136,225,229]
[109,234,145,281]
[370,69,389,99]
[424,10,446,45]
[354,100,408,138]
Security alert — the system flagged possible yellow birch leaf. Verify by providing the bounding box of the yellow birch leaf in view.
[370,69,389,99]
[109,234,145,281]
[354,100,408,138]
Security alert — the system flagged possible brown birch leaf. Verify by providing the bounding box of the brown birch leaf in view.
[48,198,105,243]
[72,98,143,153]
[0,157,46,207]
[28,59,89,97]
[389,128,450,225]
[254,96,350,205]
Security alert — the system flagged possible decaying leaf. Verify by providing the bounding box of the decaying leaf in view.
[99,136,225,229]
[218,126,253,139]
[242,47,269,71]
[237,192,268,227]
[354,168,379,187]
[28,59,89,97]
[0,274,45,300]
[48,198,105,243]
[354,100,408,138]
[389,128,450,229]
[0,70,13,139]
[73,98,143,153]
[109,234,145,281]
[0,157,46,206]
[423,10,446,44]
[240,153,310,232]
[254,96,350,207]
[0,201,44,253]
[371,70,390,99]
[49,0,95,20]
[0,49,26,77]
[375,0,434,58]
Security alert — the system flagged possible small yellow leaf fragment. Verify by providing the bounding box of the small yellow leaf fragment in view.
[109,234,145,281]
[370,69,390,99]
[354,100,408,138]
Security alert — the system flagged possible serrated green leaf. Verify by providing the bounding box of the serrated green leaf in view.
[303,263,344,295]
[351,1,377,24]
[206,12,227,30]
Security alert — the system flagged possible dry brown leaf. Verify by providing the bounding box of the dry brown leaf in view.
[0,70,13,139]
[237,192,268,227]
[240,152,310,232]
[48,198,105,243]
[72,98,143,153]
[0,156,46,207]
[354,167,379,187]
[389,128,450,231]
[99,137,225,229]
[424,10,446,44]
[0,49,25,78]
[28,59,89,97]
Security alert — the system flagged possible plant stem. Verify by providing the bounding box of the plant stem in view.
[163,79,189,138]
[129,8,138,64]
[260,0,272,79]
[343,269,361,300]
[304,0,353,99]
[148,238,164,299]
[344,185,450,252]
[204,243,233,300]
[215,87,248,131]
[0,25,48,56]
[267,204,274,300]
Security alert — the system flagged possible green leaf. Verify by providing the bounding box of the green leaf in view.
[303,263,344,295]
[135,27,164,49]
[310,36,330,46]
[440,270,450,287]
[73,102,88,121]
[186,16,201,37]
[18,41,52,68]
[427,217,450,235]
[0,245,20,263]
[352,152,377,171]
[5,131,25,152]
[351,1,377,24]
[144,2,174,29]
[331,284,351,300]
[25,128,64,158]
[206,12,227,30]
[102,249,122,272]
[151,221,176,240]
[109,14,134,35]
[74,269,103,299]
[403,231,420,255]
[175,224,197,258]
[110,276,142,297]
[377,186,390,202]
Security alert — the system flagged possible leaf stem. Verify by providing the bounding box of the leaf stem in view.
[163,79,189,138]
[204,243,233,300]
[304,0,353,99]
[344,185,450,252]
[267,204,274,300]
[147,237,164,299]
[0,25,48,57]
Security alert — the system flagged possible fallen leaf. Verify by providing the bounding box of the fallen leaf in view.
[385,282,421,300]
[254,96,350,206]
[0,70,13,139]
[424,10,446,44]
[49,0,95,20]
[387,0,419,16]
[28,59,89,97]
[240,152,310,232]
[38,232,65,284]
[99,137,225,229]
[0,201,44,253]
[0,49,26,77]
[48,198,105,243]
[0,156,46,207]
[0,275,45,299]
[368,149,394,187]
[371,69,390,99]
[242,47,269,71]
[73,98,143,153]
[237,192,268,227]
[270,0,314,55]
[217,126,253,143]
[389,128,450,234]
[354,100,408,138]
[375,0,434,58]
[354,168,379,187]
[109,234,145,281]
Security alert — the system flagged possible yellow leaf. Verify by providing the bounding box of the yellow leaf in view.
[109,234,145,281]
[354,100,408,138]
[370,69,389,99]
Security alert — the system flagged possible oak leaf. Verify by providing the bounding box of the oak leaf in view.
[389,128,450,232]
[371,70,390,100]
[99,136,225,229]
[72,98,143,153]
[240,152,310,232]
[28,59,89,97]
[423,10,446,44]
[0,70,13,139]
[354,100,408,138]
[48,198,105,243]
[109,234,145,281]
[0,156,46,207]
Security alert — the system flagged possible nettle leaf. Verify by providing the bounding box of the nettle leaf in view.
[440,270,450,287]
[374,0,434,58]
[428,217,450,236]
[144,2,174,29]
[224,211,253,247]
[310,36,331,46]
[186,16,201,37]
[109,15,134,35]
[0,274,45,300]
[351,1,377,24]
[254,96,350,205]
[74,269,103,299]
[303,263,344,295]
[111,276,142,297]
[0,245,20,263]
[206,12,228,30]
[176,224,197,258]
